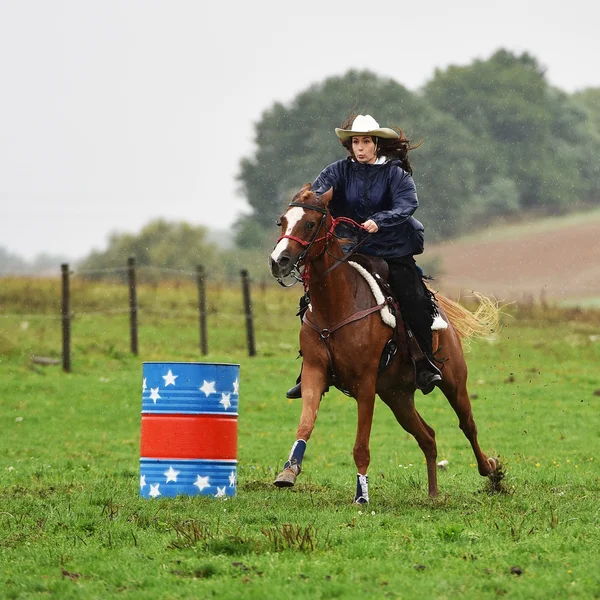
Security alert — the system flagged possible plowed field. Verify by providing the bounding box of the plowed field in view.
[424,210,600,303]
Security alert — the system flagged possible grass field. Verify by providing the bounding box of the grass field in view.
[1,278,600,599]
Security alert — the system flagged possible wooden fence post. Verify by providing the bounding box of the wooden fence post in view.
[197,265,208,355]
[128,256,139,355]
[240,269,256,357]
[61,263,71,372]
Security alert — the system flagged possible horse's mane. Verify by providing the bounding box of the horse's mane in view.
[433,290,500,348]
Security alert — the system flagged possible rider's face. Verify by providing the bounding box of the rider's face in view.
[352,136,377,164]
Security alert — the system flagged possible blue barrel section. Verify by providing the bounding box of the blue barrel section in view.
[140,362,240,499]
[140,458,237,499]
[142,362,239,415]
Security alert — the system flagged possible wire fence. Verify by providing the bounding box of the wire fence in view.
[0,257,294,372]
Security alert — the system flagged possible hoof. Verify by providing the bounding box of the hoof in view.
[353,496,369,505]
[487,457,505,493]
[273,466,299,488]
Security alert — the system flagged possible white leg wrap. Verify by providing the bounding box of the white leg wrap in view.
[354,473,369,504]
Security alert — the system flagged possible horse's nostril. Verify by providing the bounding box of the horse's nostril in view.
[278,256,291,267]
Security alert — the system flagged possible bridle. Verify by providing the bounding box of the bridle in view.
[274,201,369,288]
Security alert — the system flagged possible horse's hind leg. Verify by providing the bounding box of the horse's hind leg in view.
[381,390,439,497]
[439,371,497,477]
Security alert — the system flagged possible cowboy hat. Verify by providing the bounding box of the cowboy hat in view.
[335,114,399,141]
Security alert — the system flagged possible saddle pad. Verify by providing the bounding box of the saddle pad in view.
[348,261,396,328]
[348,261,448,332]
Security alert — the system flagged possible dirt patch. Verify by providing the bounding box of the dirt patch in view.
[423,218,600,303]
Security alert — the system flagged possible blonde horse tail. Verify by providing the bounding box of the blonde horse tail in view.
[435,290,500,347]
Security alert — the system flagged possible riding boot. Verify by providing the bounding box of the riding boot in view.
[414,355,442,395]
[286,364,330,399]
[286,293,310,400]
[286,369,302,399]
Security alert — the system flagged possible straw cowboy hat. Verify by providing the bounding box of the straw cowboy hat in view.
[335,114,399,141]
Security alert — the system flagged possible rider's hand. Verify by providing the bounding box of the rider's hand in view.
[362,219,379,233]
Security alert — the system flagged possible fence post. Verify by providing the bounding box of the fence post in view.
[61,263,71,372]
[197,265,208,355]
[128,256,139,355]
[240,269,256,357]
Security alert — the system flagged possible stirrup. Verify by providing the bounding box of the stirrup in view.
[286,382,302,399]
[415,358,442,395]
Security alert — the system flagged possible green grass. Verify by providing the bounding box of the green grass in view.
[1,279,600,598]
[560,296,600,309]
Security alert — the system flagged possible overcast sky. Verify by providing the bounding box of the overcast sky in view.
[1,0,599,260]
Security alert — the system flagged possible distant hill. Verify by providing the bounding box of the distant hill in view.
[422,208,600,305]
[0,247,71,276]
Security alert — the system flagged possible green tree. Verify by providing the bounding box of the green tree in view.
[572,88,600,136]
[237,53,600,250]
[237,69,492,245]
[424,49,598,212]
[78,219,219,278]
[470,177,520,221]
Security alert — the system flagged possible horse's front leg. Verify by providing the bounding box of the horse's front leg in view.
[352,380,377,504]
[273,364,327,488]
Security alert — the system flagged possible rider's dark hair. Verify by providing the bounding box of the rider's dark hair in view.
[339,113,422,175]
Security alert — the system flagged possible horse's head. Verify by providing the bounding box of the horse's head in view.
[269,183,333,280]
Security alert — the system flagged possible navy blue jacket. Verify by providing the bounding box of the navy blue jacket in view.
[312,158,424,259]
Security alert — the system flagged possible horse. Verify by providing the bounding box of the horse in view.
[268,183,502,503]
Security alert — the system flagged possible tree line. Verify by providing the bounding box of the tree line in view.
[235,49,600,248]
[5,49,599,277]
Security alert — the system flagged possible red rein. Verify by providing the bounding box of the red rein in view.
[276,216,366,248]
[276,216,367,291]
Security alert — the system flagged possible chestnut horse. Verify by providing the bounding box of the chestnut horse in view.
[269,184,501,503]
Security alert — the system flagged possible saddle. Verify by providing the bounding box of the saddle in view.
[350,254,430,372]
[349,254,389,282]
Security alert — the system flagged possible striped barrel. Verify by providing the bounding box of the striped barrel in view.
[139,362,239,499]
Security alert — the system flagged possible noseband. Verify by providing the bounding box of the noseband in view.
[274,201,329,286]
[274,200,370,288]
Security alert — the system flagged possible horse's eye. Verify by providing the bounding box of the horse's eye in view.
[276,219,281,227]
[306,222,315,230]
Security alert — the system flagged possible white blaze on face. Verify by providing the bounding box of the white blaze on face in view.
[270,207,305,262]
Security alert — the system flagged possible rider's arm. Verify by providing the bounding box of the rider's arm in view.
[369,168,418,229]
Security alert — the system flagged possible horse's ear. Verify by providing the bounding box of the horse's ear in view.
[320,187,333,206]
[301,183,312,192]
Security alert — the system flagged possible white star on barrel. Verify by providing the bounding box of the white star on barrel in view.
[194,475,210,491]
[200,380,216,397]
[220,393,231,410]
[233,379,239,394]
[162,370,178,386]
[215,486,226,498]
[149,483,161,498]
[164,466,180,483]
[149,388,161,404]
[229,471,236,487]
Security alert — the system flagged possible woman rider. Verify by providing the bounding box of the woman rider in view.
[286,113,442,398]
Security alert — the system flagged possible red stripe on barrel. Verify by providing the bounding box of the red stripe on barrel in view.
[140,414,238,460]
